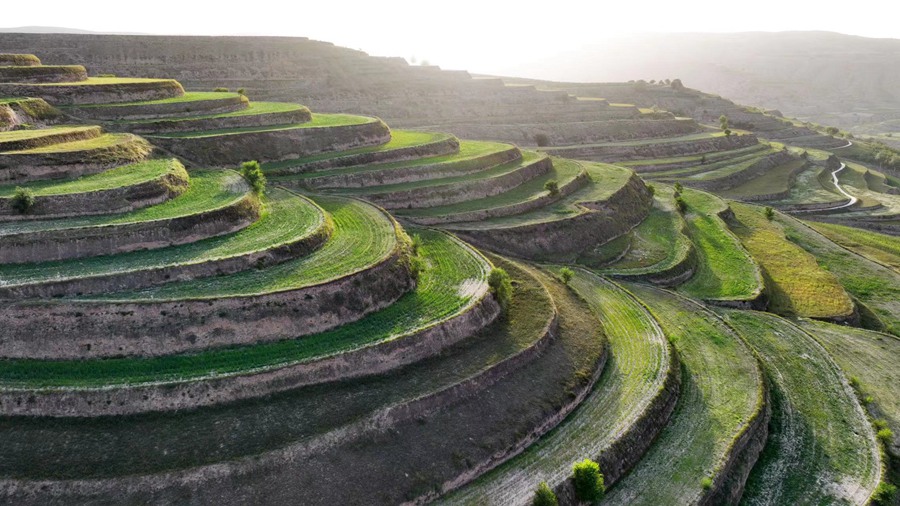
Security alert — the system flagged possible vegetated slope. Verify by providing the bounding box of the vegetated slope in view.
[721,310,880,505]
[439,269,674,505]
[678,189,763,303]
[601,283,764,505]
[777,215,900,337]
[807,221,900,274]
[728,202,856,321]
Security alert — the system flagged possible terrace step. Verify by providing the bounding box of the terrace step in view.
[0,257,552,502]
[0,132,152,183]
[0,188,329,299]
[0,125,101,152]
[341,151,552,210]
[600,284,766,505]
[447,163,654,261]
[275,140,519,189]
[0,157,187,220]
[262,130,459,175]
[0,77,185,105]
[63,91,249,121]
[441,270,679,505]
[0,65,88,84]
[148,114,391,167]
[0,229,497,416]
[112,101,312,134]
[0,54,40,66]
[0,97,63,130]
[620,143,770,173]
[0,196,412,359]
[398,156,589,224]
[0,170,258,264]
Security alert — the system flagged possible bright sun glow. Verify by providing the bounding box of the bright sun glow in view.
[2,0,898,75]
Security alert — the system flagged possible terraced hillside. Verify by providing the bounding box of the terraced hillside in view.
[1,51,897,506]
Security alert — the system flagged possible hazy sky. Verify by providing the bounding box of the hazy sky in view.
[4,0,898,73]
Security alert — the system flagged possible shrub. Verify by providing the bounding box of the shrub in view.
[532,482,558,506]
[673,182,683,195]
[409,255,427,281]
[559,267,574,285]
[700,476,713,490]
[872,482,898,506]
[825,126,840,135]
[488,267,513,311]
[876,428,894,443]
[534,133,550,147]
[700,154,707,164]
[646,183,656,196]
[675,196,687,214]
[410,234,423,255]
[544,179,559,196]
[719,114,729,131]
[237,88,246,96]
[724,128,732,137]
[239,160,267,194]
[764,206,775,220]
[11,187,35,214]
[214,87,229,92]
[572,459,605,502]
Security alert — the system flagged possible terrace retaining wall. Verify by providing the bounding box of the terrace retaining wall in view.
[0,79,185,105]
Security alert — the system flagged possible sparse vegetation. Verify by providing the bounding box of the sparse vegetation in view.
[532,482,558,506]
[544,179,559,196]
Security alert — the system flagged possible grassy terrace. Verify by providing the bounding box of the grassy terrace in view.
[82,196,395,301]
[778,215,900,336]
[1,132,148,156]
[544,131,732,151]
[262,130,452,171]
[63,91,241,109]
[0,254,545,480]
[273,139,511,181]
[0,125,99,149]
[147,113,375,139]
[0,189,321,289]
[23,77,179,87]
[0,158,179,197]
[602,284,762,505]
[722,311,880,504]
[680,150,785,182]
[679,189,761,300]
[396,157,583,220]
[335,151,545,196]
[620,143,769,168]
[442,270,671,505]
[769,165,844,206]
[838,162,895,210]
[593,186,690,274]
[0,170,248,236]
[729,203,855,319]
[719,159,807,199]
[0,229,489,388]
[114,101,307,125]
[644,147,772,179]
[808,221,900,273]
[448,162,632,230]
[798,319,900,450]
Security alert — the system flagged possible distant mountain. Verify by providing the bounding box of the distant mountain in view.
[0,26,145,35]
[506,31,900,134]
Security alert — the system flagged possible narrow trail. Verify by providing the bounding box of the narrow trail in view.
[794,162,858,213]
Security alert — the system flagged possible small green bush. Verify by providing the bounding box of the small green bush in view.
[559,267,574,285]
[214,87,229,92]
[764,206,775,220]
[646,183,656,196]
[700,476,713,490]
[11,187,35,214]
[237,88,246,96]
[700,154,707,164]
[673,182,683,195]
[409,255,427,281]
[410,234,423,255]
[675,196,687,214]
[544,179,559,196]
[724,128,732,137]
[876,428,894,443]
[239,160,267,194]
[532,481,558,506]
[534,133,550,147]
[488,267,513,311]
[572,459,605,503]
[872,482,898,506]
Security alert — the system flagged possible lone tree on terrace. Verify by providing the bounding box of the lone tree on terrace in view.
[532,482,558,506]
[572,459,605,502]
[544,179,560,196]
[240,160,267,194]
[488,267,513,312]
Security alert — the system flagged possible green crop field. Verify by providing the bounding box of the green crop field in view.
[26,77,180,87]
[147,113,376,138]
[441,269,671,504]
[728,203,855,319]
[798,319,900,451]
[644,147,772,180]
[84,196,396,300]
[719,159,807,198]
[678,189,761,301]
[621,143,768,168]
[64,91,242,108]
[779,215,900,336]
[0,188,322,289]
[808,221,900,272]
[0,229,489,388]
[601,283,762,505]
[116,101,307,124]
[0,157,179,197]
[0,170,249,236]
[722,310,880,504]
[2,132,149,155]
[0,125,98,148]
[262,130,453,170]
